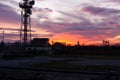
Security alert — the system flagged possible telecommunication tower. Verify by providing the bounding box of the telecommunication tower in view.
[19,0,35,45]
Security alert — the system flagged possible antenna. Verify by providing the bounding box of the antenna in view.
[19,0,35,46]
[2,31,4,43]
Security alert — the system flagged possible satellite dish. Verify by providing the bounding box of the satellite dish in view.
[30,0,35,5]
[19,0,35,8]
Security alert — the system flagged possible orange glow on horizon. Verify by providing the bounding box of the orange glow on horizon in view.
[49,33,89,46]
[1,22,120,45]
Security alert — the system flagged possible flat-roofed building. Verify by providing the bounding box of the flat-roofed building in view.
[31,38,51,51]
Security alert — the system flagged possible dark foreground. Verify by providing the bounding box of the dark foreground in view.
[0,67,120,80]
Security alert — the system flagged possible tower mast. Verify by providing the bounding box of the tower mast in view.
[19,0,35,45]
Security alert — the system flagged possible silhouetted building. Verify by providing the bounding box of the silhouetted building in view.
[76,41,80,47]
[0,41,6,50]
[52,42,65,50]
[31,38,49,47]
[103,40,109,46]
[31,38,51,51]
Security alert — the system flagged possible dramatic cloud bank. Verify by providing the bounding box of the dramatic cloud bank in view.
[0,0,120,45]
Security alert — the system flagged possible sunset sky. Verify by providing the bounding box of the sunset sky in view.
[0,0,120,45]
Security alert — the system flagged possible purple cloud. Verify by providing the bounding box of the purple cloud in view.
[32,34,54,38]
[82,6,120,16]
[110,0,120,2]
[58,11,90,22]
[1,0,120,43]
[33,7,53,13]
[0,3,20,24]
[28,4,120,42]
[33,13,120,41]
[0,0,18,6]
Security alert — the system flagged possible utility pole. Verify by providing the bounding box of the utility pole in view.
[2,31,4,43]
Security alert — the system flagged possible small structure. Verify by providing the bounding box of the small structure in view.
[103,40,109,46]
[77,41,80,47]
[31,38,51,51]
[52,42,65,50]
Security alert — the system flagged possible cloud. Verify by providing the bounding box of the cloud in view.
[81,5,120,16]
[0,32,53,42]
[0,28,20,31]
[33,7,53,13]
[0,3,20,24]
[0,32,20,42]
[35,21,118,35]
[29,3,120,43]
[32,33,54,38]
[58,11,90,22]
[32,7,53,21]
[1,0,120,44]
[33,13,120,42]
[110,0,120,3]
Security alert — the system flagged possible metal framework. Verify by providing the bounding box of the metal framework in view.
[19,0,35,45]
